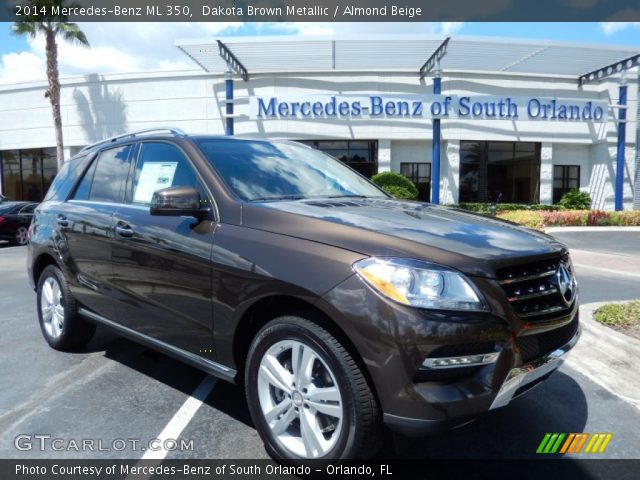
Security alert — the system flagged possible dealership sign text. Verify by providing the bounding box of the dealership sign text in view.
[250,95,607,122]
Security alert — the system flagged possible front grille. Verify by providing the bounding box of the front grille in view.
[497,253,576,321]
[516,315,579,363]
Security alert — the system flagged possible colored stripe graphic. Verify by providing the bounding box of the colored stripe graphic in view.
[538,433,613,454]
[559,433,575,454]
[598,434,613,453]
[536,433,552,453]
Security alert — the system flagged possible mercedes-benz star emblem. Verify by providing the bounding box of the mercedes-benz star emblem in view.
[557,265,576,306]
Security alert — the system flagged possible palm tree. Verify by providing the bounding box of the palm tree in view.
[12,1,89,170]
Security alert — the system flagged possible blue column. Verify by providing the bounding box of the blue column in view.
[615,85,627,211]
[225,70,234,136]
[431,74,441,204]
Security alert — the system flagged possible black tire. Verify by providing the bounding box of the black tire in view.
[245,315,382,460]
[36,264,96,350]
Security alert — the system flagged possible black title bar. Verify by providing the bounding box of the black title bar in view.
[4,0,640,22]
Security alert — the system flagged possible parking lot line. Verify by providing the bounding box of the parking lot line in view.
[141,375,217,460]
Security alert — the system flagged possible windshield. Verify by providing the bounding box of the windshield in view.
[0,203,20,214]
[197,139,387,202]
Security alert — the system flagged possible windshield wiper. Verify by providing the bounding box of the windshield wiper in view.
[249,195,307,202]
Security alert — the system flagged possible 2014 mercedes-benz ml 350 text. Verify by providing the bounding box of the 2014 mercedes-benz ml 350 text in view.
[28,128,580,460]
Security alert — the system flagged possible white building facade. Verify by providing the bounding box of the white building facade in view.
[0,36,638,210]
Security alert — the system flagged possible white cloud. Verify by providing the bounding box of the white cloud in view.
[600,22,640,36]
[0,51,46,84]
[0,21,463,85]
[441,22,464,35]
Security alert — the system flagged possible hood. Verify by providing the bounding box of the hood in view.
[242,198,566,278]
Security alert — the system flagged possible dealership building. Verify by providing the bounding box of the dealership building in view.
[0,35,638,210]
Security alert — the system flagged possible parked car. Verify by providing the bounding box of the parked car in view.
[0,202,37,245]
[28,128,579,460]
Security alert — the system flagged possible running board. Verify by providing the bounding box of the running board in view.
[78,307,237,383]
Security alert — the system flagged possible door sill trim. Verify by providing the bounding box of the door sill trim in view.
[78,307,237,383]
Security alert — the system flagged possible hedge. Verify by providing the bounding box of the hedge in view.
[451,203,564,214]
[496,210,640,230]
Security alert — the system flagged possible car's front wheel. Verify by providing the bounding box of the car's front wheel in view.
[37,264,96,350]
[245,315,382,460]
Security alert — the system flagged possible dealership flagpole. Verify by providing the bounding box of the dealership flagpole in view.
[225,66,234,136]
[431,59,442,204]
[615,78,627,211]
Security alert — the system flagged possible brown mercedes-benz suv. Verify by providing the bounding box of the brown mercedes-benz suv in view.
[28,128,580,460]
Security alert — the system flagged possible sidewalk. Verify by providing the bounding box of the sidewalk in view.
[565,302,640,410]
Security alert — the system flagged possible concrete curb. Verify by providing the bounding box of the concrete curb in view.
[565,302,640,410]
[546,226,640,233]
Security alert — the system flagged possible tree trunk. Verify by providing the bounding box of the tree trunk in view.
[45,29,64,170]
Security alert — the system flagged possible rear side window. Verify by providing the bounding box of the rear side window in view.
[73,158,97,201]
[130,142,199,206]
[19,204,36,214]
[73,145,133,203]
[43,154,91,201]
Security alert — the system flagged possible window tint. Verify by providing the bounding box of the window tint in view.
[88,145,133,203]
[131,142,198,206]
[44,154,91,201]
[72,157,97,201]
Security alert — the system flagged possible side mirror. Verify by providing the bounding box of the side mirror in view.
[150,186,204,218]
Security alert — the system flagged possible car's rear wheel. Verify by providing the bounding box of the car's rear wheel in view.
[13,226,29,245]
[37,265,96,350]
[245,315,382,460]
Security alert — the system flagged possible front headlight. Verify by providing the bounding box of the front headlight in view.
[353,257,487,311]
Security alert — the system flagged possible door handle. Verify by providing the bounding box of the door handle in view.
[115,223,134,238]
[56,215,69,228]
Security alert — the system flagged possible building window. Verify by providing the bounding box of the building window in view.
[400,162,431,201]
[553,165,580,203]
[299,140,378,178]
[0,148,59,202]
[459,141,541,204]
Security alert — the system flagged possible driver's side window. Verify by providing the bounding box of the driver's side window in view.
[130,142,201,207]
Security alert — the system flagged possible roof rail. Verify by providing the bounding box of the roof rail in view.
[79,127,186,153]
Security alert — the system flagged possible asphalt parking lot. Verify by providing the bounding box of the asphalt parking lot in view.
[1,231,639,460]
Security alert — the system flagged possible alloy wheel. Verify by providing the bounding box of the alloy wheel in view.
[15,226,29,245]
[257,339,343,458]
[41,277,64,339]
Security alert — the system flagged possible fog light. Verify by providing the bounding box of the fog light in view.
[422,352,500,369]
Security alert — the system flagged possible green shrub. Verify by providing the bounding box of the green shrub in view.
[594,301,640,327]
[542,210,589,227]
[556,189,591,210]
[496,211,545,230]
[382,185,416,200]
[618,211,640,226]
[495,209,640,229]
[452,203,564,214]
[371,172,418,200]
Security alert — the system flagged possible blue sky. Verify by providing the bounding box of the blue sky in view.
[0,22,638,84]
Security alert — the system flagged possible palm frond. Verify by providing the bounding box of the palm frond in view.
[55,22,89,46]
[11,21,40,39]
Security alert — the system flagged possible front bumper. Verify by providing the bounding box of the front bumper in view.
[384,324,581,436]
[490,325,580,410]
